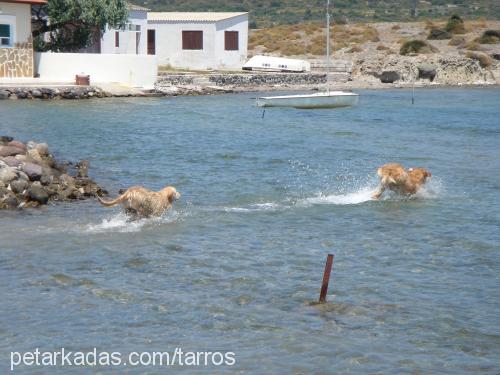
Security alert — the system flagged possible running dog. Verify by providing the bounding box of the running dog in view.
[97,186,180,218]
[372,163,431,199]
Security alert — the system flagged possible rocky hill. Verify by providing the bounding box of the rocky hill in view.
[132,0,500,28]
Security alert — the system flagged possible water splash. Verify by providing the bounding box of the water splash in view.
[85,210,181,233]
[298,186,376,206]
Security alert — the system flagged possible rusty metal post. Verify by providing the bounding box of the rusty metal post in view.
[319,254,334,303]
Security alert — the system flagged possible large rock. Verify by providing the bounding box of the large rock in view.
[0,167,17,183]
[379,71,400,83]
[0,146,25,157]
[418,64,437,81]
[7,141,26,151]
[35,143,49,156]
[0,90,9,100]
[2,156,22,168]
[22,162,43,181]
[60,173,76,188]
[27,183,49,205]
[9,179,28,194]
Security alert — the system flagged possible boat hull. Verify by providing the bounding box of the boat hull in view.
[256,92,359,109]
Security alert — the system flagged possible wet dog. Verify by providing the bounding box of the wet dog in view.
[97,186,180,218]
[372,163,431,199]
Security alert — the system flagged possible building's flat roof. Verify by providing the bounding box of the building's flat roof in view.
[148,12,248,22]
[1,0,47,4]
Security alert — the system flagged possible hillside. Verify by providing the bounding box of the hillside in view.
[132,0,500,28]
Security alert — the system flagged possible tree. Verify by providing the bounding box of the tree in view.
[32,0,128,52]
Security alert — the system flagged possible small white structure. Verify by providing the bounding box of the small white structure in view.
[243,55,311,72]
[35,53,157,89]
[100,2,149,55]
[147,12,248,70]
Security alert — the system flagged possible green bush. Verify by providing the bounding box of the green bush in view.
[445,14,465,34]
[428,28,452,40]
[478,30,500,44]
[400,40,430,55]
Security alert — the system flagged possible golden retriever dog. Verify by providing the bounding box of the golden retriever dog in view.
[97,186,180,218]
[372,163,431,199]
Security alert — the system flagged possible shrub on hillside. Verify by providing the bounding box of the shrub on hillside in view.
[428,28,452,40]
[478,30,500,44]
[448,36,465,46]
[400,40,436,55]
[466,51,493,68]
[445,15,465,34]
[391,24,401,30]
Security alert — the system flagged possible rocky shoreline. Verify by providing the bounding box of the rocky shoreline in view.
[0,54,498,101]
[0,136,106,209]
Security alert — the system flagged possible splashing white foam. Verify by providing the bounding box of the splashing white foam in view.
[223,202,282,213]
[85,211,181,233]
[299,186,376,206]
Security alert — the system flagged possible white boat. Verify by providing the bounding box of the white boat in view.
[256,0,359,109]
[257,91,358,109]
[243,55,311,73]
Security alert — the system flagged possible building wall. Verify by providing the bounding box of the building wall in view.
[101,10,148,55]
[148,14,248,70]
[214,15,248,70]
[0,2,33,77]
[35,53,157,89]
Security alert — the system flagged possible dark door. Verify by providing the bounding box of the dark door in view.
[136,32,140,54]
[147,30,155,55]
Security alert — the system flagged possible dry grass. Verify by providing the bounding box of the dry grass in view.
[466,51,493,68]
[248,22,379,57]
[465,41,481,51]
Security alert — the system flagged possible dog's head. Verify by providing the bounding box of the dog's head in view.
[408,168,432,183]
[162,186,181,203]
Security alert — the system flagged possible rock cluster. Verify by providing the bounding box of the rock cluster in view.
[353,53,496,85]
[0,86,110,100]
[0,136,107,209]
[208,73,328,87]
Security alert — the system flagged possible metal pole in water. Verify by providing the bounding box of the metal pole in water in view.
[319,253,334,303]
[412,63,415,105]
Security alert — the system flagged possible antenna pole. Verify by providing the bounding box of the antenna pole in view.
[326,0,331,93]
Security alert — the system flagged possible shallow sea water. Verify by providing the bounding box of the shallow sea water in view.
[1,88,499,373]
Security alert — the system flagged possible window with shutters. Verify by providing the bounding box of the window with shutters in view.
[225,31,238,51]
[182,31,203,50]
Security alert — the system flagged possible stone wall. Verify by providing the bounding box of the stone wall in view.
[0,41,33,78]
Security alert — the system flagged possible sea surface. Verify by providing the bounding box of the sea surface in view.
[1,88,499,374]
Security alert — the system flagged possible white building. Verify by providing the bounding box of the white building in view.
[146,12,248,70]
[100,2,149,55]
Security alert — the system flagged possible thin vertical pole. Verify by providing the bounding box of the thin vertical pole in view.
[411,63,415,104]
[326,0,330,93]
[319,253,334,303]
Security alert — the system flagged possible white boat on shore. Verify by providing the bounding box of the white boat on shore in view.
[255,0,359,109]
[256,91,359,109]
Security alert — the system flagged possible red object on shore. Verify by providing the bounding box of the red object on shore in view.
[75,74,90,86]
[319,254,334,303]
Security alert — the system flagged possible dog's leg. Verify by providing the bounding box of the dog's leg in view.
[371,186,385,200]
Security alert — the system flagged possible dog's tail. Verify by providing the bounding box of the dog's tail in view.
[97,193,126,207]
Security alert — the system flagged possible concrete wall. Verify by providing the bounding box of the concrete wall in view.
[148,14,248,70]
[101,10,148,55]
[0,3,33,77]
[35,53,157,89]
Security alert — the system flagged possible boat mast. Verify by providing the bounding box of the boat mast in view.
[326,0,331,93]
